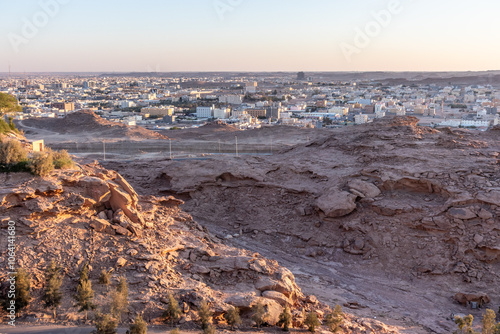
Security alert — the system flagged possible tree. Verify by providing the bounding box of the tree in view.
[325,305,344,333]
[0,93,22,115]
[251,301,267,328]
[305,312,321,333]
[278,305,292,331]
[42,261,63,319]
[454,314,478,334]
[198,300,213,330]
[111,277,129,322]
[223,306,241,330]
[74,263,94,321]
[95,312,118,334]
[163,293,182,325]
[2,268,31,314]
[126,313,147,334]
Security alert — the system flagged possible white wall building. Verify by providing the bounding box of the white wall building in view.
[214,108,230,119]
[196,106,214,118]
[355,114,368,124]
[219,95,243,105]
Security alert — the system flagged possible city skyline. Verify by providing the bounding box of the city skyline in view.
[1,0,499,72]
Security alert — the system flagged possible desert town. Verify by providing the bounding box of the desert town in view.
[2,72,500,131]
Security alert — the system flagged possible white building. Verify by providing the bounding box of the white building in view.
[355,114,368,124]
[328,106,349,115]
[245,82,258,94]
[219,95,243,105]
[196,106,214,118]
[214,108,230,119]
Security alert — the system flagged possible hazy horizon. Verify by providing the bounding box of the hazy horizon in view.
[1,0,500,72]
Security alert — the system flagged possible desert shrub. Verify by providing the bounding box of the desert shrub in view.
[29,151,54,176]
[453,314,477,334]
[99,270,111,286]
[95,312,118,334]
[42,261,63,319]
[325,305,344,333]
[53,149,74,169]
[2,268,31,313]
[198,300,213,330]
[127,313,147,334]
[223,306,241,330]
[163,293,182,325]
[203,324,216,334]
[305,312,320,332]
[0,139,27,165]
[278,305,292,331]
[251,301,267,328]
[170,329,180,334]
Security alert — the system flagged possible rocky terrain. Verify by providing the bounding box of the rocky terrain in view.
[99,116,500,333]
[18,111,168,144]
[0,159,396,333]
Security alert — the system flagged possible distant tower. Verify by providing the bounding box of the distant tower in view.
[297,72,306,81]
[8,64,11,87]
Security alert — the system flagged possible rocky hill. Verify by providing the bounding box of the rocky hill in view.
[103,116,500,333]
[0,161,396,333]
[19,110,168,142]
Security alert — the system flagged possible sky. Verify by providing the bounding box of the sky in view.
[0,0,499,72]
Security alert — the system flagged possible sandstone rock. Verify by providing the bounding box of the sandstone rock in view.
[262,290,292,307]
[316,191,357,218]
[474,234,484,244]
[448,207,477,220]
[477,191,500,206]
[90,219,115,235]
[78,176,111,202]
[478,208,493,219]
[112,225,132,237]
[348,179,381,198]
[116,257,127,267]
[254,277,294,297]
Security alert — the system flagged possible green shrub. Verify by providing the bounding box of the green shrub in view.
[29,151,54,176]
[0,139,27,165]
[53,150,73,169]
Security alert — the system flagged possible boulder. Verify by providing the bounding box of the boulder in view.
[90,219,115,235]
[78,176,111,202]
[477,191,500,206]
[262,290,292,307]
[448,207,477,220]
[316,191,357,218]
[348,180,381,198]
[108,183,145,226]
[254,277,294,297]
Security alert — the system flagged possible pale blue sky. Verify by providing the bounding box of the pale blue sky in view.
[0,0,499,72]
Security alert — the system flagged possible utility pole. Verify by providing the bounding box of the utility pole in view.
[103,141,106,161]
[235,136,238,157]
[218,139,221,153]
[169,139,172,159]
